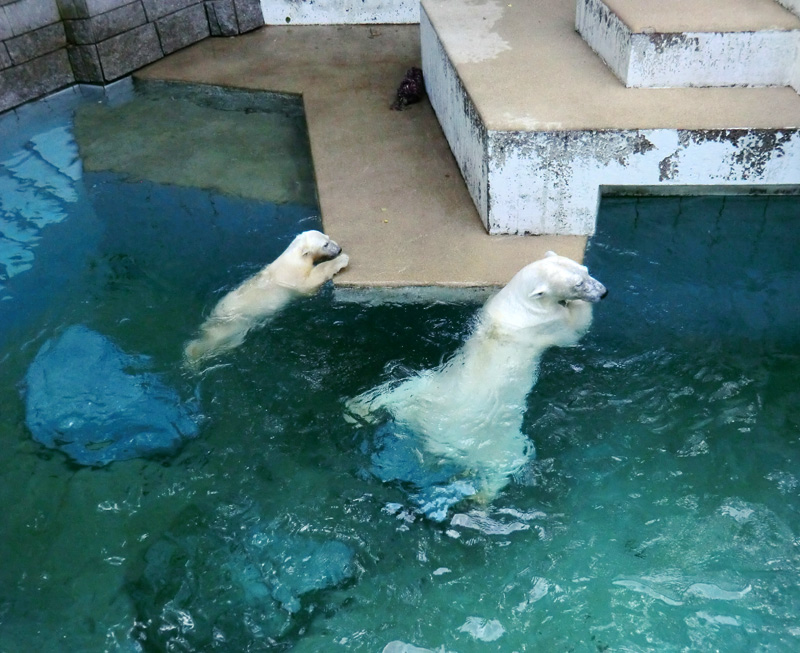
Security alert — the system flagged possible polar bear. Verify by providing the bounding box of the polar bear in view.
[346,252,606,507]
[184,230,348,366]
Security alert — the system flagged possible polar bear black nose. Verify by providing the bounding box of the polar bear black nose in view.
[600,288,609,299]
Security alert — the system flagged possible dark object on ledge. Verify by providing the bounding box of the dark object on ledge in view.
[391,67,426,110]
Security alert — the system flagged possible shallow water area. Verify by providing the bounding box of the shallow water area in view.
[1,85,800,652]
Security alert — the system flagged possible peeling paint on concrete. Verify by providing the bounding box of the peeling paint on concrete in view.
[647,33,700,54]
[426,0,800,236]
[679,129,796,179]
[659,153,678,181]
[421,6,488,222]
[629,29,799,88]
[577,0,800,89]
[576,0,633,85]
[484,128,800,235]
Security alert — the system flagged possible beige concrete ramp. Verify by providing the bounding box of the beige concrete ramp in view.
[136,25,586,288]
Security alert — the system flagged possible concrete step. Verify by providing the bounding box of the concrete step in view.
[577,0,800,90]
[421,0,800,236]
[134,25,587,288]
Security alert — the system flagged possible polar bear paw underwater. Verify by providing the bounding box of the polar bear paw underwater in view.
[346,251,607,506]
[184,230,348,366]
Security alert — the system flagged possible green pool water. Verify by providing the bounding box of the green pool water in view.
[1,84,799,652]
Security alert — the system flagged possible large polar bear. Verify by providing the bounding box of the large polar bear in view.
[346,252,606,509]
[184,230,348,365]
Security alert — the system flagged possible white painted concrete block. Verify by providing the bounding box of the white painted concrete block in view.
[777,0,800,19]
[423,0,800,235]
[425,3,800,236]
[577,0,800,89]
[792,38,800,93]
[420,8,488,223]
[575,0,632,85]
[260,0,419,25]
[627,30,799,88]
[486,129,800,235]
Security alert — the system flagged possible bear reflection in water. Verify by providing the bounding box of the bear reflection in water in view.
[347,252,607,517]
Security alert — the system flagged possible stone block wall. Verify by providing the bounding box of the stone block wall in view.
[0,0,264,113]
[0,0,72,111]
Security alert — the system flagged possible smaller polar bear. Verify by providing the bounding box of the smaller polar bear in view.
[184,230,348,366]
[346,251,606,505]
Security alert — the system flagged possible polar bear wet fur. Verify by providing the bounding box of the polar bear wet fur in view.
[184,230,348,365]
[347,251,606,501]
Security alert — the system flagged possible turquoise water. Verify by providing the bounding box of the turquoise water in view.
[1,86,800,652]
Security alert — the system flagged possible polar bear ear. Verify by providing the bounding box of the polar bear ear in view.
[528,284,548,299]
[545,251,558,258]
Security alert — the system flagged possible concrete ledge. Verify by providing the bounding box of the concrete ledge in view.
[577,0,800,90]
[421,0,800,235]
[135,24,587,287]
[779,0,800,18]
[260,0,419,25]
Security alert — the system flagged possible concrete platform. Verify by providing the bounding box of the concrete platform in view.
[136,1,800,280]
[422,0,800,235]
[608,0,799,32]
[578,0,800,89]
[135,24,586,288]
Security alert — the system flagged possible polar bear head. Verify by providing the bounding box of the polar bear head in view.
[289,229,342,264]
[523,251,607,304]
[483,251,606,342]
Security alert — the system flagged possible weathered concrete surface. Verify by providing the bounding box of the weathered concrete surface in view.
[606,0,799,32]
[422,0,800,235]
[260,0,419,25]
[487,128,800,235]
[578,0,800,89]
[135,24,586,287]
[778,0,800,18]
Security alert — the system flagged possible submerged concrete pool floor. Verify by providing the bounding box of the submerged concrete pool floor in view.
[136,24,587,288]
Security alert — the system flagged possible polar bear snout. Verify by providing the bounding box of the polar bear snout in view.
[581,277,607,303]
[316,240,342,263]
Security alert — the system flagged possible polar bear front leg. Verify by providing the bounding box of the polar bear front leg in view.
[306,253,349,289]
